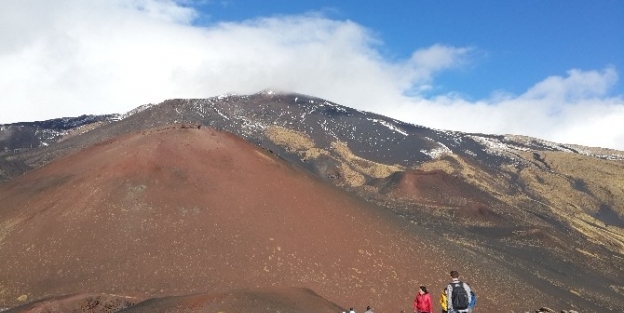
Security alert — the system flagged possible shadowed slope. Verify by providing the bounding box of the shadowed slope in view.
[120,287,344,313]
[4,287,342,313]
[4,293,139,313]
[0,125,564,312]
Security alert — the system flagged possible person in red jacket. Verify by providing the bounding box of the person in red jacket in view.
[414,285,433,313]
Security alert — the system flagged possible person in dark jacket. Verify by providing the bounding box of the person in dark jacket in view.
[445,271,473,313]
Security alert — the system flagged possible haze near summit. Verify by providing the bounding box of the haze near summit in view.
[1,0,623,150]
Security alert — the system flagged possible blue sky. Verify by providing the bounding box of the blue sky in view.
[1,0,623,150]
[192,0,624,98]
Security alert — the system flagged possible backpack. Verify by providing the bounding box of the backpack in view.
[451,282,469,310]
[469,290,476,308]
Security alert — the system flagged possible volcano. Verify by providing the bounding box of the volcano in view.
[0,125,544,312]
[1,91,623,312]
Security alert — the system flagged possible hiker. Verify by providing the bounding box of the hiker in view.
[445,271,473,313]
[365,305,374,313]
[413,285,433,313]
[439,288,448,313]
[349,308,356,313]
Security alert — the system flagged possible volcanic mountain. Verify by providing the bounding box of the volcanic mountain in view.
[1,91,624,312]
[0,125,528,312]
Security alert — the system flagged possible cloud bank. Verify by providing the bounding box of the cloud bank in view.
[1,0,623,150]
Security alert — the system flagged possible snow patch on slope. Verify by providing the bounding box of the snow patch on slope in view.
[120,103,157,119]
[366,118,408,136]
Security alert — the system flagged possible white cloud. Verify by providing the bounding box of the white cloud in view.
[384,68,624,150]
[1,0,623,151]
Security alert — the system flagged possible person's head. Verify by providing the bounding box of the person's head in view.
[366,306,371,311]
[450,270,459,278]
[419,285,428,294]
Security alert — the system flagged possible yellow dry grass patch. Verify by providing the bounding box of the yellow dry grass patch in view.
[611,284,624,295]
[418,154,491,188]
[265,126,315,151]
[339,163,366,187]
[57,121,106,143]
[416,153,518,204]
[509,151,624,255]
[514,151,624,215]
[264,126,330,161]
[576,248,599,258]
[413,149,624,258]
[331,141,403,178]
[542,152,624,214]
[264,127,407,187]
[417,158,458,175]
[0,217,21,245]
[301,148,328,160]
[569,218,624,254]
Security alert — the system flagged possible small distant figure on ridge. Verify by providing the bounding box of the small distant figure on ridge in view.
[365,305,374,313]
[439,288,448,313]
[413,285,433,313]
[445,270,473,313]
[349,307,356,313]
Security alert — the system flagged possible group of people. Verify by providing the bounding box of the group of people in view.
[345,271,476,313]
[413,271,476,313]
[345,306,374,313]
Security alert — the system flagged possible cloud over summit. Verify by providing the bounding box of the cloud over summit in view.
[1,0,623,150]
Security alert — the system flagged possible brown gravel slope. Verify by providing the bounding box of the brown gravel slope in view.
[0,125,557,312]
[4,293,140,313]
[119,287,345,313]
[4,288,342,313]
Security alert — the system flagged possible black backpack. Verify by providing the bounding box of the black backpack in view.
[451,281,469,310]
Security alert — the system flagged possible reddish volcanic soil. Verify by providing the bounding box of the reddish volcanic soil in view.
[5,287,342,313]
[388,170,504,222]
[4,293,139,313]
[389,170,485,206]
[0,125,556,312]
[122,287,345,313]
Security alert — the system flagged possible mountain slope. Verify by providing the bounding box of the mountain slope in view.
[0,125,560,312]
[1,91,623,311]
[4,287,343,313]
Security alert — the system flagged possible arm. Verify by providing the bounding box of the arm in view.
[413,293,418,312]
[446,284,453,311]
[464,283,472,306]
[425,294,432,313]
